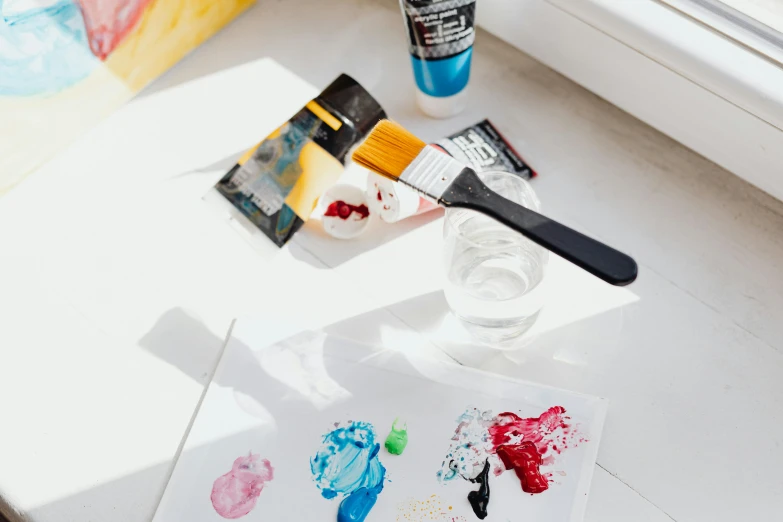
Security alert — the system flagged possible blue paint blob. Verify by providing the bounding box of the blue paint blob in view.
[311,421,386,522]
[337,484,382,522]
[0,0,99,96]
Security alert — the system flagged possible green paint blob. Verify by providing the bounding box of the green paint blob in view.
[384,418,408,455]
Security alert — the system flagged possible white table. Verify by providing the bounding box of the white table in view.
[2,1,782,521]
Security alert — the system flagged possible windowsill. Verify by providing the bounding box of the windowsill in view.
[479,0,783,201]
[551,0,783,130]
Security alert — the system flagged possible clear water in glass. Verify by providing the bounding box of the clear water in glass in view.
[443,171,548,345]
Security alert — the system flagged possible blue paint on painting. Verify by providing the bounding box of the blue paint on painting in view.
[0,0,99,96]
[311,421,386,522]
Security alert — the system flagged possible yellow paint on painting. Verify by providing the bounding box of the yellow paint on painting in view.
[0,68,133,194]
[105,0,255,91]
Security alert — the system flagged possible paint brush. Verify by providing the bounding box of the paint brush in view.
[352,120,638,286]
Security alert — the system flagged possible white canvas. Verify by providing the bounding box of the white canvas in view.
[153,319,607,522]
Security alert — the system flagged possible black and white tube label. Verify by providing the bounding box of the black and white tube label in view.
[402,0,476,60]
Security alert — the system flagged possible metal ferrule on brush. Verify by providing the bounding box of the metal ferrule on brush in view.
[398,146,466,202]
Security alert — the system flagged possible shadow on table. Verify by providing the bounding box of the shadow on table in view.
[134,0,495,142]
[27,457,170,522]
[167,149,248,181]
[137,275,635,403]
[289,208,443,269]
[137,0,418,119]
[137,310,332,425]
[136,301,440,400]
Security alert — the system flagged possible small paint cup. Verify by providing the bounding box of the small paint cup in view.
[320,184,372,239]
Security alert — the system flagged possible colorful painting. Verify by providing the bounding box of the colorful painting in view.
[151,325,608,522]
[0,0,255,194]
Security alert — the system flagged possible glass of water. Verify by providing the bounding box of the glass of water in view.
[443,170,548,345]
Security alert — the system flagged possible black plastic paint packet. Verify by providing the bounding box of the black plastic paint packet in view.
[210,74,386,247]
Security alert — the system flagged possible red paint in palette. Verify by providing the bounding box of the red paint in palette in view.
[324,200,370,220]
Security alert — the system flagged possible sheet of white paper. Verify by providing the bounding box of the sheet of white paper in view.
[153,319,607,522]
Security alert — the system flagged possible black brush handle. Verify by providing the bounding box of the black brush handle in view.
[442,169,638,286]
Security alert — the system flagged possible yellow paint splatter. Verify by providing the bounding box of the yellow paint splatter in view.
[396,495,466,522]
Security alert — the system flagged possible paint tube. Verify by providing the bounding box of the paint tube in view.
[366,175,438,224]
[210,74,386,247]
[366,119,535,223]
[399,0,477,118]
[433,119,536,179]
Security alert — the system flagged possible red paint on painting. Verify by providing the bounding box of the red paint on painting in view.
[77,0,154,59]
[497,442,548,494]
[324,200,370,220]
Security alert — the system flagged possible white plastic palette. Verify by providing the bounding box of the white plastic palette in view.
[153,319,607,522]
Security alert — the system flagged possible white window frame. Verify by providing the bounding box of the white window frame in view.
[478,0,783,201]
[662,0,783,66]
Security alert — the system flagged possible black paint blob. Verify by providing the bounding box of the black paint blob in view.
[467,459,491,520]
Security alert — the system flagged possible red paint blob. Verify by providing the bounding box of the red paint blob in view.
[324,200,370,220]
[497,442,548,494]
[377,190,383,201]
[487,406,586,494]
[488,407,572,457]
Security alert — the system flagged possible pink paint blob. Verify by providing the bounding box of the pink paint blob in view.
[77,0,154,59]
[211,453,274,519]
